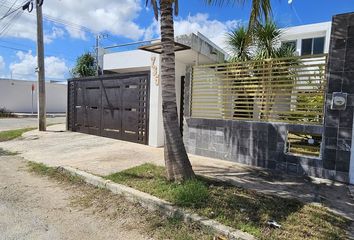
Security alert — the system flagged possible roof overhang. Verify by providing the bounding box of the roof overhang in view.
[138,41,190,54]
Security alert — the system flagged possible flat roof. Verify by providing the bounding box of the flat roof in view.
[138,41,191,54]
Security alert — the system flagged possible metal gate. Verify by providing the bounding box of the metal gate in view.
[67,72,149,145]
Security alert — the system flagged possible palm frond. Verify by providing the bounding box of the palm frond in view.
[148,0,158,20]
[226,26,252,61]
[174,0,179,16]
[205,0,272,35]
[204,0,245,6]
[254,21,281,58]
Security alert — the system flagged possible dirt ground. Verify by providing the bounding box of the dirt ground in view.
[0,155,152,240]
[0,155,211,240]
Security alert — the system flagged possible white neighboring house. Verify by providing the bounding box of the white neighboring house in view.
[100,22,332,147]
[280,21,332,56]
[0,79,67,113]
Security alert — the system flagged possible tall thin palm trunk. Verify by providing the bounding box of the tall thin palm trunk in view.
[159,0,195,181]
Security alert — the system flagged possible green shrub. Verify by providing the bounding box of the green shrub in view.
[0,108,15,118]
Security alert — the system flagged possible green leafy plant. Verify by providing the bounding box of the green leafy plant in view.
[71,52,96,78]
[0,108,15,118]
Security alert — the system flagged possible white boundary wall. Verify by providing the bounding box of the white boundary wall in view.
[0,79,67,113]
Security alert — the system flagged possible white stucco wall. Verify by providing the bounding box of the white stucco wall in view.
[104,50,151,72]
[0,79,67,113]
[280,21,332,55]
[148,55,165,147]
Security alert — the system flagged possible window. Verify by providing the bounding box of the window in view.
[301,37,325,56]
[281,40,297,50]
[313,37,325,54]
[301,39,313,55]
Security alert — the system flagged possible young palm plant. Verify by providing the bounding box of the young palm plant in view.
[227,26,252,61]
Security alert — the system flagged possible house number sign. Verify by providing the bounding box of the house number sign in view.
[151,56,159,86]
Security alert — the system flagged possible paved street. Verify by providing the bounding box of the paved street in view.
[0,117,66,131]
[0,155,153,240]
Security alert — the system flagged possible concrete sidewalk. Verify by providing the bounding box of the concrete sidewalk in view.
[0,117,66,131]
[0,124,353,222]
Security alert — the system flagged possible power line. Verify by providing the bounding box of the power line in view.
[0,0,20,20]
[0,10,23,37]
[1,1,95,35]
[0,0,32,38]
[0,43,76,63]
[0,0,28,21]
[0,43,27,51]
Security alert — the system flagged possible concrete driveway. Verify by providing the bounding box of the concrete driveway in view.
[0,117,66,131]
[0,124,353,223]
[0,124,164,176]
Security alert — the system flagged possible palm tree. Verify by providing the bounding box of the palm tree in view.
[228,21,297,61]
[206,0,272,32]
[254,21,281,59]
[231,21,298,119]
[147,0,195,182]
[147,0,273,182]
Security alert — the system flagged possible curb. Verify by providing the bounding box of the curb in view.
[60,166,255,240]
[13,113,66,118]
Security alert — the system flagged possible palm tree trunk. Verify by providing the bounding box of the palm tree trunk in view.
[159,0,195,182]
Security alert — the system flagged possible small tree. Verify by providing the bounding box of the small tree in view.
[71,53,96,78]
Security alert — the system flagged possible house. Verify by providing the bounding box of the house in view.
[99,32,226,147]
[67,15,354,184]
[280,21,331,56]
[0,78,67,113]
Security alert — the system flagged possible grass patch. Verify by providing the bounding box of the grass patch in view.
[0,128,35,142]
[106,163,351,240]
[27,161,84,184]
[147,215,213,240]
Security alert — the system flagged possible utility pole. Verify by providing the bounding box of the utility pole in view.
[36,0,46,131]
[95,34,107,76]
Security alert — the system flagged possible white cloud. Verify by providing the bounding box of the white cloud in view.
[45,56,69,79]
[45,26,65,43]
[175,13,241,50]
[9,51,68,80]
[0,56,5,72]
[145,13,241,51]
[1,0,145,41]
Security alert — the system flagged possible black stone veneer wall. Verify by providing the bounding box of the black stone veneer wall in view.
[183,118,324,178]
[322,12,354,183]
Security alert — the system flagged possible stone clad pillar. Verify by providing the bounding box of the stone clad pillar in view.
[323,12,354,182]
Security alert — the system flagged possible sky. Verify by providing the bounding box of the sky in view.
[0,0,353,81]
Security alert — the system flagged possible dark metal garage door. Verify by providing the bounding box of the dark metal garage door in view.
[67,72,149,145]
